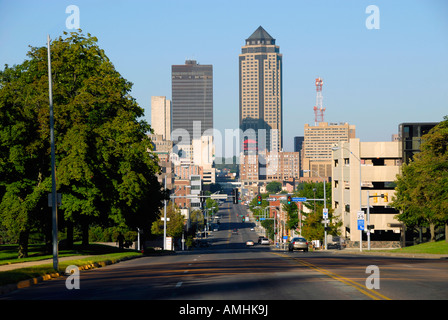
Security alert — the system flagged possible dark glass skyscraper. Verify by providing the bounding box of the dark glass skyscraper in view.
[171,60,213,144]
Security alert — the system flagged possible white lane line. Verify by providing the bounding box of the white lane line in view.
[176,282,183,288]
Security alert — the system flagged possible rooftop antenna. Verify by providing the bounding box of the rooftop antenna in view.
[313,77,325,126]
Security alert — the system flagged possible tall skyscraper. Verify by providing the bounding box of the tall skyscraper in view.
[151,96,171,140]
[239,26,283,153]
[171,60,213,145]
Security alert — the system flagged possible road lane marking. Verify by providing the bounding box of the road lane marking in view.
[175,281,182,288]
[273,252,391,300]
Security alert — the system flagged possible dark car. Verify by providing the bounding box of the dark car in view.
[288,237,309,252]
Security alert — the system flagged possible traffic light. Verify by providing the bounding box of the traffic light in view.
[233,188,239,204]
[384,193,388,202]
[200,190,206,207]
[374,193,378,203]
[257,195,262,205]
[287,195,292,205]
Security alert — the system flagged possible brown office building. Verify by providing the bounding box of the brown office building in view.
[239,26,283,153]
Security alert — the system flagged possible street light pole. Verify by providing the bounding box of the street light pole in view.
[367,190,371,250]
[163,177,167,250]
[47,35,58,271]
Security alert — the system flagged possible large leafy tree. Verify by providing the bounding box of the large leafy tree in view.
[392,116,448,242]
[0,31,165,256]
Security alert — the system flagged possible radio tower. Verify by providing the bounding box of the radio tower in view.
[313,77,325,126]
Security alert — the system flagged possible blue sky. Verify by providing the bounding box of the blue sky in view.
[1,0,447,156]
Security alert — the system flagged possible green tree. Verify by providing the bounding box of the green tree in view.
[266,181,282,193]
[0,31,164,256]
[294,181,340,241]
[190,209,205,233]
[151,202,185,238]
[392,116,448,242]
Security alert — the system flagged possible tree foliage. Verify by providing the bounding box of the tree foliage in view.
[151,202,185,238]
[392,116,448,241]
[266,181,282,193]
[294,181,341,241]
[0,31,165,256]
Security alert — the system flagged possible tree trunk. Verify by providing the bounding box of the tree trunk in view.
[18,230,29,259]
[429,223,435,242]
[445,223,448,243]
[66,220,74,249]
[81,219,89,247]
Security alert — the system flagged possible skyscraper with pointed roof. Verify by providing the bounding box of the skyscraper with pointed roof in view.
[239,26,283,153]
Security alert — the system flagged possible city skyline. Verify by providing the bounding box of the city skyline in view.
[1,0,447,156]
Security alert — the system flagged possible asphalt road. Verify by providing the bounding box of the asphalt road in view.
[1,201,448,303]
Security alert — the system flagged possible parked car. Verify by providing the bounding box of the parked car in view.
[288,237,309,252]
[246,240,254,246]
[260,238,270,245]
[327,242,341,249]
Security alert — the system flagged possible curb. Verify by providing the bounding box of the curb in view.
[0,255,141,296]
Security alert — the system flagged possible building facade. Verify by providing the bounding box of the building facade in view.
[239,26,283,153]
[151,96,171,140]
[303,122,356,178]
[239,151,300,185]
[398,122,438,164]
[332,139,402,247]
[171,60,213,143]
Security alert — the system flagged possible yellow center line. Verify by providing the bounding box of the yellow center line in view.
[273,252,391,300]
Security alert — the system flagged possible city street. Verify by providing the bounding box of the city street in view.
[1,201,447,303]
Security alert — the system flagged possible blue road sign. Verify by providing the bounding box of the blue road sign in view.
[292,197,307,202]
[357,219,365,231]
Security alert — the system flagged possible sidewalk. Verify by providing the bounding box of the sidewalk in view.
[0,255,93,272]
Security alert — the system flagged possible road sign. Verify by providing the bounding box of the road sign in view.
[323,208,328,219]
[357,219,365,231]
[292,197,307,202]
[266,198,277,201]
[211,194,228,200]
[357,211,365,220]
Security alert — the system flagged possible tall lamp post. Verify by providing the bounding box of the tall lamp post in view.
[47,35,58,271]
[332,144,363,252]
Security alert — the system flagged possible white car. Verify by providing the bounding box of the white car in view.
[246,240,255,246]
[260,238,270,245]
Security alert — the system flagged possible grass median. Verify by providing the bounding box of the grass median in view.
[0,251,142,287]
[0,243,172,287]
